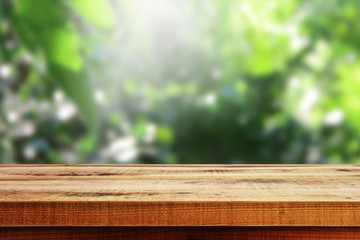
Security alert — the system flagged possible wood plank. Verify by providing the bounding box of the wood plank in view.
[0,165,360,226]
[1,227,360,240]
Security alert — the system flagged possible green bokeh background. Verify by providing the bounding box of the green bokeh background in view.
[1,0,360,164]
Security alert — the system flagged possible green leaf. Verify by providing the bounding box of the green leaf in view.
[14,0,67,27]
[10,15,37,52]
[13,0,99,133]
[132,118,148,140]
[78,134,97,153]
[48,63,99,132]
[40,24,83,72]
[68,0,116,29]
[156,126,174,146]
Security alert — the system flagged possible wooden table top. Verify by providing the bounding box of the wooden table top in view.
[1,164,360,226]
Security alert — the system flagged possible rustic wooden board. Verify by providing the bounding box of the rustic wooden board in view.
[0,165,360,226]
[1,227,360,240]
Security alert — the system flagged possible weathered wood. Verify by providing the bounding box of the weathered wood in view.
[1,227,360,240]
[0,165,360,226]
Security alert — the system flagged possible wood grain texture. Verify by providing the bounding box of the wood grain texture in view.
[0,165,360,226]
[1,227,360,240]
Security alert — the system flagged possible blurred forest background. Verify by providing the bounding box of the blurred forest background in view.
[1,0,360,164]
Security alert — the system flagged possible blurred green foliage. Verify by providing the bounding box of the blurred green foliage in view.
[1,0,360,164]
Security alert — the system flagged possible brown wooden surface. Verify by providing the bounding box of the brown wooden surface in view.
[0,165,360,226]
[1,227,360,240]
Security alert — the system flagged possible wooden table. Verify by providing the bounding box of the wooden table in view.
[0,164,360,239]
